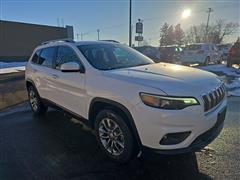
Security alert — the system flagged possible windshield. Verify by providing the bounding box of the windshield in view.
[78,43,154,70]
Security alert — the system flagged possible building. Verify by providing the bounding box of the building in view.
[0,20,74,61]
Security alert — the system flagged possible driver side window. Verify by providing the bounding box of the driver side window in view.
[55,46,81,70]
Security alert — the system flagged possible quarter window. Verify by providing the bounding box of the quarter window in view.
[55,46,80,69]
[31,50,41,64]
[38,47,55,68]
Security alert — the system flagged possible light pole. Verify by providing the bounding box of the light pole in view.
[129,0,132,47]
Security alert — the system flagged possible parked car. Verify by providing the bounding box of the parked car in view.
[227,38,240,67]
[181,43,220,65]
[25,39,227,163]
[134,46,161,62]
[217,43,232,61]
[159,45,183,63]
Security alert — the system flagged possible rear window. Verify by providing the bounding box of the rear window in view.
[38,47,56,68]
[31,50,41,64]
[185,45,201,50]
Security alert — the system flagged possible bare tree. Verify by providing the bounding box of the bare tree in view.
[185,24,206,43]
[185,19,239,44]
[208,19,239,43]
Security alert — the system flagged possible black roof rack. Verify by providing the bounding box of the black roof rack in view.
[41,38,75,45]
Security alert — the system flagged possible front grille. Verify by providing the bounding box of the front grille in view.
[202,84,225,112]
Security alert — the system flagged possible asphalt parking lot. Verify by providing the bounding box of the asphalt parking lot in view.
[0,96,239,180]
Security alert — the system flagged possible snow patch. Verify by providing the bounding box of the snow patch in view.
[0,61,27,74]
[225,78,240,89]
[199,64,240,77]
[228,89,240,97]
[225,77,240,97]
[0,61,27,69]
[0,66,26,74]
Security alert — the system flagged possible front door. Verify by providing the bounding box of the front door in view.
[49,45,86,117]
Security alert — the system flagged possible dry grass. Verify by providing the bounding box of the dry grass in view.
[0,72,27,110]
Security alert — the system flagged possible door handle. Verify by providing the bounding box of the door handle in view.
[51,74,59,79]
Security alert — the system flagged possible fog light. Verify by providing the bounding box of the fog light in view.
[160,131,191,145]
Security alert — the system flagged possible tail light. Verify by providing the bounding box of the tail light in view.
[197,50,204,54]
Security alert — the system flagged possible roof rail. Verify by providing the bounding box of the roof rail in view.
[41,38,75,45]
[100,40,120,43]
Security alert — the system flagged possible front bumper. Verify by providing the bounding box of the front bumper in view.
[142,107,226,154]
[131,97,227,152]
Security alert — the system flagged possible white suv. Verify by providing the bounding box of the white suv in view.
[181,43,220,65]
[25,40,227,163]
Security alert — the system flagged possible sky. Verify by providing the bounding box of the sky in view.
[0,0,239,46]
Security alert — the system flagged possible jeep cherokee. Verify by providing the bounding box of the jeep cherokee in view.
[25,39,227,163]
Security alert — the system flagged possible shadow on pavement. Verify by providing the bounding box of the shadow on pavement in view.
[0,109,212,180]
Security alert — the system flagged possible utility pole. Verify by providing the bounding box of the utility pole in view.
[80,32,89,41]
[57,18,60,27]
[129,0,132,47]
[205,8,213,42]
[81,33,83,41]
[97,29,100,40]
[61,18,64,27]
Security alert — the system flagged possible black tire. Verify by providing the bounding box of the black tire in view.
[204,56,210,65]
[94,109,135,163]
[28,86,48,115]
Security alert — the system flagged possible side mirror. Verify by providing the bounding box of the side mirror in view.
[60,62,85,73]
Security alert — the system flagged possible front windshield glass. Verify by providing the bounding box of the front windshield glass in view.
[78,43,154,70]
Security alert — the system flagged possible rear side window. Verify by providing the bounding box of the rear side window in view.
[55,46,80,70]
[31,50,41,64]
[38,47,56,68]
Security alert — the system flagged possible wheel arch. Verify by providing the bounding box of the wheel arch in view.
[26,79,36,91]
[88,97,142,149]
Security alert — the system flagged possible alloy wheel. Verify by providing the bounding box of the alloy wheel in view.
[29,90,38,111]
[98,118,125,156]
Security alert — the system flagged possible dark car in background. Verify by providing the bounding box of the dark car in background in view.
[159,45,183,63]
[134,46,161,62]
[227,38,240,67]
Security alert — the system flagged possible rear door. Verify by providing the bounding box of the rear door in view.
[49,46,86,116]
[35,47,57,100]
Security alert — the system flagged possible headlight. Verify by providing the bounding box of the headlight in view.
[140,93,199,110]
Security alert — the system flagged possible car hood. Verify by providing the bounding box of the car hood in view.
[104,63,221,96]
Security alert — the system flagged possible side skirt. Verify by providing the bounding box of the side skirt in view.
[41,98,92,128]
